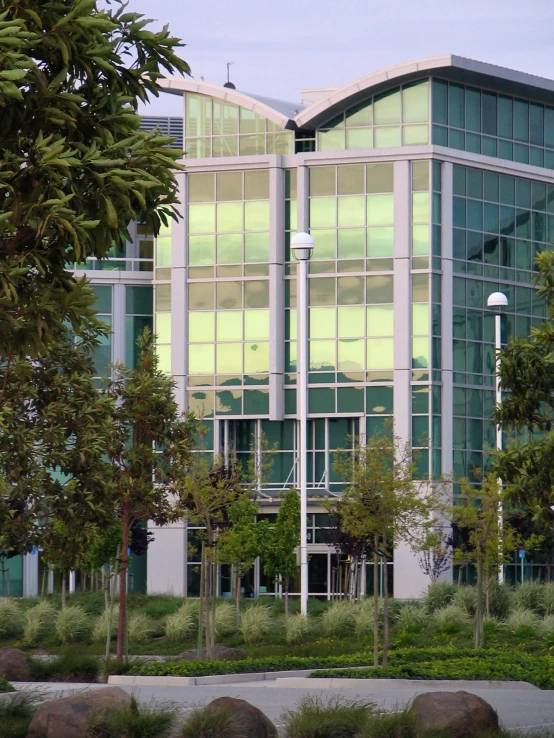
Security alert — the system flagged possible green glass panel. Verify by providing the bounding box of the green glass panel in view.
[93,285,112,314]
[412,336,429,368]
[310,197,337,228]
[432,80,448,125]
[374,88,401,124]
[318,129,345,151]
[346,128,373,149]
[374,126,401,148]
[366,274,393,303]
[338,276,364,304]
[310,306,336,338]
[156,283,172,311]
[216,389,242,415]
[412,415,429,444]
[448,84,464,128]
[216,233,242,263]
[189,173,215,202]
[403,81,429,123]
[245,280,269,308]
[367,194,394,225]
[285,200,298,232]
[337,386,364,413]
[309,387,335,413]
[346,100,372,127]
[245,201,270,231]
[243,232,269,262]
[243,389,269,415]
[189,203,215,233]
[412,303,429,335]
[412,387,429,414]
[403,125,428,145]
[338,306,365,337]
[126,286,152,315]
[309,340,335,370]
[189,344,215,374]
[337,338,364,371]
[367,305,393,336]
[216,172,242,201]
[216,281,241,309]
[212,136,238,157]
[244,309,269,340]
[217,202,242,232]
[189,311,215,342]
[216,342,242,374]
[156,344,171,374]
[217,311,242,341]
[412,192,429,222]
[309,277,335,305]
[156,237,171,267]
[367,385,393,414]
[367,226,394,257]
[367,338,393,369]
[189,235,215,265]
[432,124,448,146]
[367,163,394,193]
[514,99,529,142]
[338,196,365,227]
[465,87,481,132]
[338,228,364,259]
[498,96,513,139]
[156,312,171,343]
[467,200,483,231]
[244,342,269,373]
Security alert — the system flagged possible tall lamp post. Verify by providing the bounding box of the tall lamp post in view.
[291,232,315,616]
[487,291,508,583]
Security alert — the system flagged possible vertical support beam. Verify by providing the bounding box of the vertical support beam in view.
[23,552,38,598]
[441,162,454,477]
[112,282,126,366]
[269,162,285,420]
[298,255,309,616]
[171,170,187,411]
[69,571,76,594]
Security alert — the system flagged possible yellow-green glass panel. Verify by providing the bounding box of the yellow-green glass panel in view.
[338,339,365,371]
[367,338,393,369]
[156,237,171,267]
[217,202,242,232]
[309,340,336,370]
[156,284,171,311]
[189,203,215,234]
[217,311,243,341]
[244,201,270,231]
[216,233,242,263]
[338,276,365,304]
[244,342,269,373]
[239,134,265,155]
[185,94,212,137]
[216,172,242,201]
[338,306,365,337]
[244,232,269,262]
[403,125,429,145]
[338,196,365,227]
[338,229,365,259]
[309,277,335,305]
[189,344,214,374]
[287,200,298,232]
[245,280,269,308]
[240,108,266,134]
[374,89,401,124]
[189,235,215,265]
[346,100,372,127]
[367,227,394,257]
[374,127,401,148]
[402,81,429,123]
[367,275,394,303]
[216,281,242,309]
[337,166,365,195]
[412,336,429,368]
[310,198,337,228]
[216,343,242,374]
[244,309,269,340]
[212,136,238,157]
[189,173,215,203]
[156,312,171,343]
[188,390,214,418]
[310,229,336,259]
[346,128,373,150]
[310,167,336,197]
[156,344,171,374]
[318,129,345,151]
[185,137,211,159]
[367,194,394,225]
[367,305,394,336]
[310,307,336,338]
[189,311,215,342]
[412,303,429,335]
[213,100,239,135]
[245,171,270,200]
[412,192,430,223]
[267,132,294,155]
[412,224,430,255]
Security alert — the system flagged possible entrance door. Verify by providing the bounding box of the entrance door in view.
[308,553,328,597]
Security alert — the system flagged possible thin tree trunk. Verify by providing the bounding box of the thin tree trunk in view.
[475,557,483,649]
[284,576,289,616]
[197,542,205,659]
[458,565,462,587]
[116,516,130,661]
[373,536,379,668]
[204,550,212,660]
[106,546,120,662]
[382,533,390,667]
[211,559,217,655]
[61,571,67,609]
[41,568,47,597]
[235,566,241,631]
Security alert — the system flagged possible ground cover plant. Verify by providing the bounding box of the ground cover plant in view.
[0,692,38,738]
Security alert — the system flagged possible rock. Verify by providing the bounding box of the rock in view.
[206,696,277,738]
[411,690,500,738]
[174,645,247,661]
[27,686,132,738]
[0,648,31,681]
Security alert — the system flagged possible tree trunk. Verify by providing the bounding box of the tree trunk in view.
[61,570,67,609]
[373,536,379,668]
[211,559,217,655]
[204,550,212,660]
[106,546,120,662]
[235,566,241,631]
[41,568,47,597]
[197,541,205,659]
[475,557,484,649]
[116,516,130,661]
[284,576,289,616]
[382,533,390,667]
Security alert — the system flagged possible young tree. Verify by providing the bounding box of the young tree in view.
[104,330,198,661]
[331,430,434,667]
[262,489,301,616]
[417,525,453,584]
[41,521,98,608]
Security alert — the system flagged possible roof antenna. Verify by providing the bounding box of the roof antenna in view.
[224,61,236,89]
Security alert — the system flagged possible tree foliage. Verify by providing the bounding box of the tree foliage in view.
[262,489,300,615]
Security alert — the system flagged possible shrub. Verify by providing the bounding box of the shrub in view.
[214,602,236,638]
[431,604,471,634]
[286,613,310,645]
[55,605,91,644]
[396,603,427,632]
[29,651,100,682]
[452,585,477,616]
[321,601,357,637]
[424,582,456,613]
[92,606,119,643]
[240,605,272,644]
[24,601,58,643]
[282,695,374,738]
[486,581,514,620]
[0,599,23,638]
[539,614,554,639]
[0,691,38,738]
[0,677,13,693]
[87,698,176,738]
[165,601,198,642]
[539,583,554,616]
[357,708,416,738]
[513,582,542,613]
[180,704,235,738]
[128,612,156,643]
[353,599,374,638]
[505,607,540,635]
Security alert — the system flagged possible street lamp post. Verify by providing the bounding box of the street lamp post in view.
[487,291,508,583]
[291,232,315,617]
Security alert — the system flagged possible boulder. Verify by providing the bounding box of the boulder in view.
[0,648,31,681]
[27,686,132,738]
[174,645,247,661]
[206,696,277,738]
[411,690,500,738]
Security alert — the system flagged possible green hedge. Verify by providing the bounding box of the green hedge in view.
[0,677,14,693]
[313,653,554,690]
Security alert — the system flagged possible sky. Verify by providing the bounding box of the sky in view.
[128,0,554,116]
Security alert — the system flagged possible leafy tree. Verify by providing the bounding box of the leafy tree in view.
[331,430,434,667]
[41,520,97,608]
[417,525,453,583]
[103,330,198,660]
[262,489,301,616]
[493,251,554,576]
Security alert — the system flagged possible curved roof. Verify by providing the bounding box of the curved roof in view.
[158,77,298,130]
[294,54,554,129]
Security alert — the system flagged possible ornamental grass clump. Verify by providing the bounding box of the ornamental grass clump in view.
[23,601,57,643]
[282,695,375,738]
[424,582,456,613]
[240,605,273,644]
[92,606,119,643]
[452,585,477,616]
[286,613,310,645]
[180,704,235,738]
[431,604,471,634]
[539,583,554,616]
[513,582,543,614]
[321,601,357,637]
[128,612,156,643]
[396,602,427,632]
[55,605,91,644]
[538,614,554,638]
[165,601,198,642]
[214,601,236,638]
[505,607,540,635]
[87,698,176,738]
[0,599,23,638]
[486,580,514,620]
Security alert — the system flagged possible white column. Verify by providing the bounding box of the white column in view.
[112,282,126,366]
[297,255,309,616]
[495,312,504,585]
[23,552,39,598]
[69,571,76,594]
[146,520,187,595]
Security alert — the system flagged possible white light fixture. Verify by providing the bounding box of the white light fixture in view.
[291,231,315,261]
[487,292,508,310]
